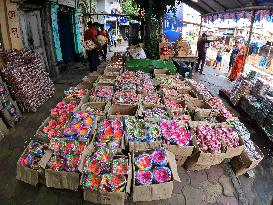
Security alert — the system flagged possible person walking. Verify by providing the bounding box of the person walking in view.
[84,21,101,72]
[99,24,110,61]
[228,45,247,81]
[229,41,240,71]
[195,33,214,74]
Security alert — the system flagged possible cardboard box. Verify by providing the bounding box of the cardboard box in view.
[82,75,98,84]
[16,141,49,186]
[215,124,245,159]
[230,143,264,176]
[95,76,116,86]
[40,149,81,191]
[185,99,212,121]
[132,149,181,202]
[0,118,8,136]
[76,82,93,90]
[154,69,169,77]
[138,104,170,122]
[90,86,113,103]
[188,122,226,167]
[184,152,212,171]
[34,117,51,142]
[164,142,194,166]
[108,104,139,120]
[81,102,111,122]
[163,99,186,113]
[78,144,132,205]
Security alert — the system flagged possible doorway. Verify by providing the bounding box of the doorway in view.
[57,6,75,63]
[19,10,49,72]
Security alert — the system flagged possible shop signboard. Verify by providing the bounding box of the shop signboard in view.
[58,0,75,8]
[163,3,183,43]
[257,0,273,6]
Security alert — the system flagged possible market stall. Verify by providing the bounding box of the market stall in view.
[16,52,264,204]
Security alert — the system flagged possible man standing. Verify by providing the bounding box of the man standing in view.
[196,33,213,74]
[84,21,101,72]
[99,24,110,61]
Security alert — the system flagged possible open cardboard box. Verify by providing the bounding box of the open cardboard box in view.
[184,152,212,171]
[163,99,186,113]
[185,99,212,121]
[90,86,113,103]
[95,76,117,87]
[39,148,82,191]
[154,69,169,78]
[139,93,164,108]
[81,101,111,122]
[214,124,245,159]
[230,143,264,177]
[132,148,181,202]
[108,104,139,120]
[16,140,47,186]
[82,75,98,84]
[34,117,51,142]
[78,144,132,205]
[164,141,194,166]
[138,104,170,122]
[188,122,226,167]
[76,82,93,90]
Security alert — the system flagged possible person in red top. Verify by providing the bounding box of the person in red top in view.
[84,21,101,72]
[99,24,110,61]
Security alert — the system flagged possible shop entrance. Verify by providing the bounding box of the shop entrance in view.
[57,6,75,63]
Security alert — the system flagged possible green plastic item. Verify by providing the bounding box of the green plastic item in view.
[126,59,177,74]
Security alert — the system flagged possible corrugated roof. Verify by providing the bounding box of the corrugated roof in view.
[183,0,260,15]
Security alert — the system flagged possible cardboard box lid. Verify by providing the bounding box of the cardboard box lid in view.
[166,150,181,182]
[38,149,53,169]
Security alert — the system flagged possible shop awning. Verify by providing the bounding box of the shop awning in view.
[183,0,273,15]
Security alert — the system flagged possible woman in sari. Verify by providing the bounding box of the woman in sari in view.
[228,45,247,81]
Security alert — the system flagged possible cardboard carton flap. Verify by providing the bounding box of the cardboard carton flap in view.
[78,144,95,173]
[38,149,53,169]
[126,154,132,194]
[166,150,181,182]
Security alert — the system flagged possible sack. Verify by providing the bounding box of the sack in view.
[83,40,97,51]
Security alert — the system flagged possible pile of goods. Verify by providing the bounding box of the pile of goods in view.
[91,86,113,101]
[93,119,124,152]
[160,120,191,147]
[134,148,172,185]
[175,37,191,57]
[19,141,46,169]
[195,124,222,153]
[226,72,273,141]
[47,138,88,172]
[82,147,129,192]
[125,117,161,142]
[42,101,76,139]
[143,107,169,120]
[63,112,96,140]
[0,48,55,112]
[16,54,264,203]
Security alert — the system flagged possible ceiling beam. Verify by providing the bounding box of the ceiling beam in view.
[234,0,244,7]
[199,0,217,12]
[212,0,227,11]
[182,0,207,14]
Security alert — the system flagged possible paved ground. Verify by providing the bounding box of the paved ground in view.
[0,45,272,205]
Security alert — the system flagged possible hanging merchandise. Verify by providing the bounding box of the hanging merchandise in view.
[0,49,55,112]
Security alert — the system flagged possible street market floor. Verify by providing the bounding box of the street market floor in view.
[0,50,272,205]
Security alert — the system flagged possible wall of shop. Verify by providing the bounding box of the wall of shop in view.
[0,0,23,51]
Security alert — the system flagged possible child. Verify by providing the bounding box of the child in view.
[214,44,225,69]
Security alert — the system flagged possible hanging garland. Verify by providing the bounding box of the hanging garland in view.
[203,9,273,23]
